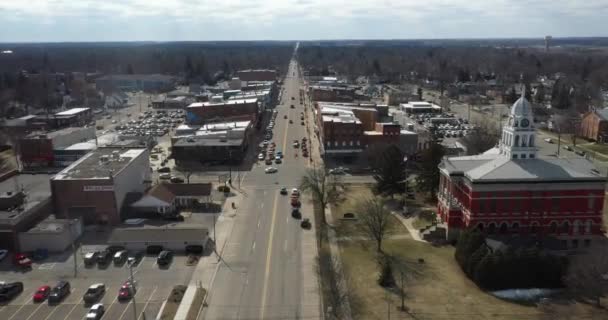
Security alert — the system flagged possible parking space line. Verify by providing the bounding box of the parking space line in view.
[138,286,157,320]
[63,297,83,320]
[24,302,45,320]
[102,296,119,318]
[118,300,133,320]
[7,303,28,320]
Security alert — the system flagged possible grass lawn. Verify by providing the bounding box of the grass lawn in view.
[412,210,436,230]
[339,238,606,320]
[331,185,409,238]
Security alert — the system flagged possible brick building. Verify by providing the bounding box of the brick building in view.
[18,127,96,169]
[578,109,608,142]
[51,148,150,225]
[309,86,355,102]
[438,95,605,247]
[185,98,259,125]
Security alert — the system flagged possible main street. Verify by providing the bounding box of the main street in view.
[201,47,321,319]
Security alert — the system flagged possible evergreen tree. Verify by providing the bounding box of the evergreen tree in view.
[417,87,423,100]
[466,245,489,277]
[507,87,517,103]
[534,84,545,103]
[372,145,406,198]
[415,129,444,198]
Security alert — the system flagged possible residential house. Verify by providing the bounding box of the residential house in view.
[578,109,608,142]
[130,183,212,216]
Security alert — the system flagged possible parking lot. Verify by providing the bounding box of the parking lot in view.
[0,244,197,320]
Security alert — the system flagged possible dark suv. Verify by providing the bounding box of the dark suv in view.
[157,250,173,266]
[0,282,23,302]
[96,250,111,265]
[48,281,70,304]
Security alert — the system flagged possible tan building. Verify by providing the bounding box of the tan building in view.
[578,109,608,142]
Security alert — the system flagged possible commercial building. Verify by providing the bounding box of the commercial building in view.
[50,108,93,128]
[400,101,442,114]
[172,121,252,166]
[3,115,48,137]
[578,109,608,142]
[0,174,54,251]
[237,69,277,82]
[18,217,82,253]
[96,74,176,92]
[18,126,96,169]
[107,225,209,252]
[51,148,150,225]
[438,96,605,247]
[185,98,259,125]
[309,85,356,102]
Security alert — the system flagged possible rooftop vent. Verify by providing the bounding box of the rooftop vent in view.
[100,155,110,164]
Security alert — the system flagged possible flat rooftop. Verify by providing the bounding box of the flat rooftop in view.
[55,108,90,116]
[0,174,52,224]
[108,224,209,243]
[52,148,146,180]
[25,126,92,140]
[173,136,245,147]
[187,98,258,108]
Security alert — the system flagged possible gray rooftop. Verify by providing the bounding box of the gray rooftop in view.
[52,148,146,180]
[596,108,608,121]
[443,154,605,182]
[0,174,52,224]
[97,74,175,82]
[108,225,209,243]
[173,136,245,147]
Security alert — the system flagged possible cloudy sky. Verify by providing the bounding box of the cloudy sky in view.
[0,0,606,42]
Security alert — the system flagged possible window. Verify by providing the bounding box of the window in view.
[588,195,595,211]
[551,198,560,213]
[572,239,579,248]
[529,135,534,147]
[489,198,497,213]
[350,141,354,146]
[530,222,539,235]
[514,135,520,147]
[511,222,520,233]
[512,154,518,159]
[478,199,486,213]
[585,220,592,233]
[532,193,543,211]
[549,222,558,234]
[529,153,535,158]
[476,223,484,232]
[521,154,526,159]
[512,198,520,213]
[560,221,570,233]
[488,223,496,234]
[584,239,591,247]
[499,222,508,234]
[521,135,527,147]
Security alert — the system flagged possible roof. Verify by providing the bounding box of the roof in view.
[173,136,245,147]
[108,225,209,244]
[0,174,52,224]
[52,148,147,180]
[321,106,362,124]
[25,217,79,234]
[96,74,175,82]
[596,108,608,121]
[443,153,605,183]
[55,108,90,116]
[187,98,258,108]
[400,101,442,110]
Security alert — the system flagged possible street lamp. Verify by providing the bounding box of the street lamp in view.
[403,156,408,215]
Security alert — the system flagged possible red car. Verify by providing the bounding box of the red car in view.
[118,281,136,301]
[33,285,50,302]
[13,253,32,268]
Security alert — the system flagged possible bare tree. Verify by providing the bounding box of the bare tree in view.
[552,111,581,146]
[299,167,345,223]
[357,197,394,252]
[316,253,353,319]
[460,121,500,155]
[563,246,608,307]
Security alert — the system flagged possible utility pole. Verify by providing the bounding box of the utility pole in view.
[128,262,139,320]
[386,291,391,320]
[70,221,78,278]
[557,129,561,157]
[400,270,405,311]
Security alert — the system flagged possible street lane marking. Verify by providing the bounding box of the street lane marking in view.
[137,286,157,320]
[252,241,256,251]
[261,203,264,209]
[42,289,78,320]
[63,296,84,320]
[259,192,280,319]
[257,220,261,229]
[283,239,288,252]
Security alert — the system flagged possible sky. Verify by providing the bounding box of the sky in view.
[0,0,607,42]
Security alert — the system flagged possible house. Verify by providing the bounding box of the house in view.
[130,183,212,216]
[578,109,608,142]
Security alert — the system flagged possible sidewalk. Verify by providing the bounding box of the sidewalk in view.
[325,202,353,320]
[175,189,246,319]
[389,211,424,242]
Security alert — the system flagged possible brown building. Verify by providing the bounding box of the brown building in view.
[237,69,277,82]
[186,98,259,125]
[578,109,608,142]
[51,148,150,225]
[17,127,96,169]
[309,86,355,102]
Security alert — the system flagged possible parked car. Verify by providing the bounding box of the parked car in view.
[185,245,203,255]
[258,153,265,160]
[83,283,105,304]
[170,176,184,183]
[113,251,127,265]
[563,145,573,151]
[13,253,32,268]
[265,167,278,174]
[544,138,554,143]
[86,303,105,320]
[127,251,144,266]
[32,285,50,302]
[0,282,24,302]
[96,250,111,265]
[157,250,173,266]
[84,252,98,266]
[159,173,171,179]
[575,150,586,157]
[118,281,136,301]
[275,158,282,164]
[158,167,171,173]
[146,245,164,255]
[300,218,312,229]
[48,281,70,304]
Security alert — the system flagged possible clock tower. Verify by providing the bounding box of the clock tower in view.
[499,90,537,159]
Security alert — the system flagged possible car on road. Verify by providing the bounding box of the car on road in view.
[48,281,70,304]
[265,167,278,174]
[258,153,265,160]
[83,283,105,304]
[544,138,554,143]
[0,282,23,302]
[159,173,171,179]
[563,145,573,151]
[291,209,301,219]
[575,150,586,157]
[118,281,136,301]
[157,250,173,266]
[280,187,288,195]
[170,176,184,183]
[300,218,311,229]
[111,119,118,124]
[86,303,105,320]
[158,167,171,173]
[32,285,51,302]
[291,188,300,197]
[275,158,282,164]
[293,141,299,148]
[284,115,287,119]
[329,168,346,175]
[0,249,7,261]
[301,121,305,125]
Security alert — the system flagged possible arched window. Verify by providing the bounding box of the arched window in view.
[513,120,518,127]
[561,221,570,234]
[476,223,484,232]
[549,221,558,234]
[511,222,520,233]
[529,135,534,147]
[499,222,508,234]
[530,222,539,235]
[573,220,580,234]
[521,135,527,147]
[514,135,520,147]
[585,220,592,233]
[488,223,496,234]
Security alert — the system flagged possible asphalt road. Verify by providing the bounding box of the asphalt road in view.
[201,57,314,319]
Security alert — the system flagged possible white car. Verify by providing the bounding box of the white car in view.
[265,167,278,174]
[544,138,554,143]
[291,188,300,196]
[86,303,105,320]
[159,173,171,179]
[258,153,265,161]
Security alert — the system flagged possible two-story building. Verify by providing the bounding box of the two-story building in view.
[438,95,605,248]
